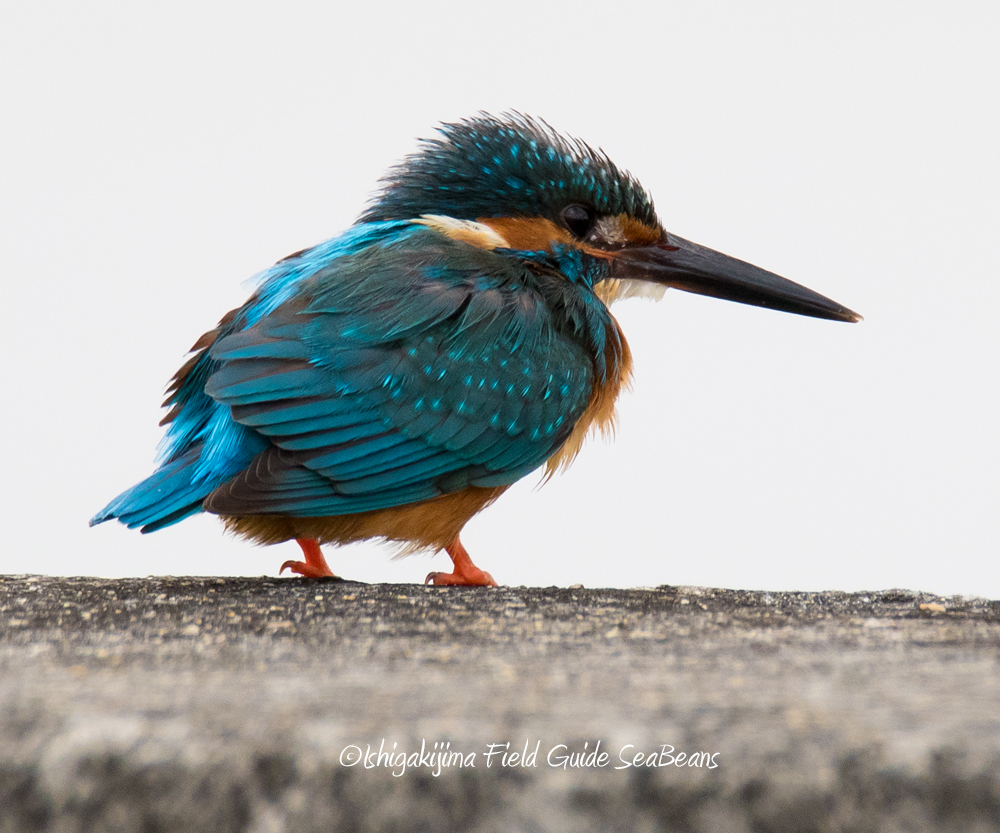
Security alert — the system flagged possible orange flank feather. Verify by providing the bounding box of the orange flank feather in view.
[220,485,509,552]
[544,319,633,478]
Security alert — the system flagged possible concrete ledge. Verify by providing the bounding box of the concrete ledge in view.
[2,576,999,831]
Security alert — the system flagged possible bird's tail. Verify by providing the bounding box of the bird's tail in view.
[90,447,224,533]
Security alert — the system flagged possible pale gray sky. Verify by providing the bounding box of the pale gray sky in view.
[3,1,998,595]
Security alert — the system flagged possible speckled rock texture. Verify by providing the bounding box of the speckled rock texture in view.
[1,575,999,832]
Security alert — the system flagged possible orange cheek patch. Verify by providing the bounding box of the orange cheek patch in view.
[478,217,576,252]
[480,216,618,268]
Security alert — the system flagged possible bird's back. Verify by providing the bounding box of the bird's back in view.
[92,220,623,548]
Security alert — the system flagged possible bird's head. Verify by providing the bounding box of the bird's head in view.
[363,114,860,323]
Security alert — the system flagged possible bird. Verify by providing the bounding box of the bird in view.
[91,114,860,586]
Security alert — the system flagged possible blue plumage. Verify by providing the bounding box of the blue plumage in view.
[92,220,605,530]
[93,113,859,584]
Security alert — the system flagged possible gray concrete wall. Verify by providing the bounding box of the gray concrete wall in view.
[1,575,999,832]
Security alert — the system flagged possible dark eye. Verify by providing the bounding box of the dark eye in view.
[561,204,595,239]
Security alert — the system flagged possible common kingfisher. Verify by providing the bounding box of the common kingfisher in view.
[92,114,860,586]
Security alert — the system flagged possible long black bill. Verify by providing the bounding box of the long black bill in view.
[613,233,861,323]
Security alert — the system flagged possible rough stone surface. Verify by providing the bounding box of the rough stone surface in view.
[1,574,999,832]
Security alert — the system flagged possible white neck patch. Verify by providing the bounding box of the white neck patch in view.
[414,215,510,250]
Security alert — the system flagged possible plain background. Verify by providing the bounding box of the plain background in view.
[2,2,997,596]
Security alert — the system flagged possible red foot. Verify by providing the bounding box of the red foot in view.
[425,536,497,587]
[280,538,338,578]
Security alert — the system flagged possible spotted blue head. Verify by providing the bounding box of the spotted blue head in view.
[363,113,861,322]
[362,113,656,228]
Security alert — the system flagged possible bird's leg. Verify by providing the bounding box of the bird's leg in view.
[280,538,338,578]
[425,536,497,587]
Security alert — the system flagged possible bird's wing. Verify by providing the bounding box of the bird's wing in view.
[202,230,595,517]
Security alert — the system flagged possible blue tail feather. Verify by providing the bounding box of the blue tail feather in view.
[90,447,232,533]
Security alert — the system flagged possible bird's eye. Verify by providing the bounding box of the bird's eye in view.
[561,204,595,239]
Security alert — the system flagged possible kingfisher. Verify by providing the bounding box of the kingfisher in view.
[92,114,860,586]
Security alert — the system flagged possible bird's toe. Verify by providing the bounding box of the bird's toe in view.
[280,559,338,579]
[425,569,497,587]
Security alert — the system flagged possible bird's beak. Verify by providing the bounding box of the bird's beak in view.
[612,233,861,323]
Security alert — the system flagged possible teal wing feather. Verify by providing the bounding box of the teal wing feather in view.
[202,228,596,517]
